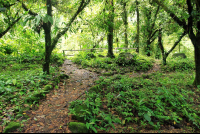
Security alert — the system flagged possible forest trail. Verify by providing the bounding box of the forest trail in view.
[14,59,161,133]
[14,59,99,133]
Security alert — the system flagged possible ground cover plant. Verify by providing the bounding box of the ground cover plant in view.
[0,54,64,131]
[70,51,154,76]
[160,57,195,72]
[1,0,200,133]
[68,58,200,133]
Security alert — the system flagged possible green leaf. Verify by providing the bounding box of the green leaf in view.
[6,88,13,92]
[86,122,90,129]
[156,99,161,103]
[48,15,53,24]
[43,15,49,23]
[91,126,97,133]
[89,122,95,125]
[12,79,17,85]
[6,79,11,85]
[36,15,41,25]
[144,113,151,122]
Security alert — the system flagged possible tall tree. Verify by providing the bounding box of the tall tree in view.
[121,0,128,48]
[158,27,186,65]
[135,0,140,53]
[142,3,160,56]
[153,0,200,86]
[19,0,90,74]
[106,0,115,58]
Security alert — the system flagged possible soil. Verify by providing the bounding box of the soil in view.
[12,59,195,133]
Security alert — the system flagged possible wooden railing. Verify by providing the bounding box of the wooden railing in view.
[62,47,137,57]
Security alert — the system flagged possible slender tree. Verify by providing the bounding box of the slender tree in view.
[135,0,140,53]
[19,0,90,74]
[121,0,128,48]
[158,27,186,65]
[106,0,115,58]
[142,4,160,56]
[153,0,200,86]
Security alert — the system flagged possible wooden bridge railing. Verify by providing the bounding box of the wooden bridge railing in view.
[62,47,137,57]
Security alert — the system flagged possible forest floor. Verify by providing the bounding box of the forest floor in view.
[13,59,193,133]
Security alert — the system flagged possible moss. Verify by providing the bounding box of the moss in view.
[3,121,21,133]
[72,104,90,122]
[68,122,88,133]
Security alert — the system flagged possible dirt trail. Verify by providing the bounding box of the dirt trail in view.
[14,59,162,133]
[15,59,99,133]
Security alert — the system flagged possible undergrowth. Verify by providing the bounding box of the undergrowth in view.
[161,57,195,72]
[69,56,199,133]
[70,51,154,74]
[0,54,64,130]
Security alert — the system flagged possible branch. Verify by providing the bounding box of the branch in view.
[150,29,159,40]
[51,0,90,51]
[166,31,186,56]
[150,5,160,30]
[158,28,165,54]
[17,0,38,16]
[0,16,21,38]
[153,0,187,31]
[150,36,157,44]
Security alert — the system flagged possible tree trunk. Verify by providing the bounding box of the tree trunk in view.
[145,9,151,57]
[42,0,52,75]
[107,0,115,58]
[43,30,52,74]
[146,39,151,56]
[136,0,139,53]
[157,28,166,64]
[122,1,128,48]
[192,38,200,86]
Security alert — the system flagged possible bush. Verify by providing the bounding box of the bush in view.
[51,53,65,66]
[161,58,195,72]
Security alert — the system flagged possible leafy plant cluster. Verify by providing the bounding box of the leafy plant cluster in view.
[0,50,64,67]
[69,71,200,132]
[0,57,62,128]
[0,44,17,55]
[161,57,195,72]
[71,51,154,74]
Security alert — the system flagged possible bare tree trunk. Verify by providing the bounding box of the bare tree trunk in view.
[42,0,52,74]
[136,0,140,53]
[121,0,128,49]
[107,0,115,58]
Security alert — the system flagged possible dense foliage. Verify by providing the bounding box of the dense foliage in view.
[1,0,200,133]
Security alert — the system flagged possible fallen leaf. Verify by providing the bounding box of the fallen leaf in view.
[48,125,54,129]
[39,122,44,126]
